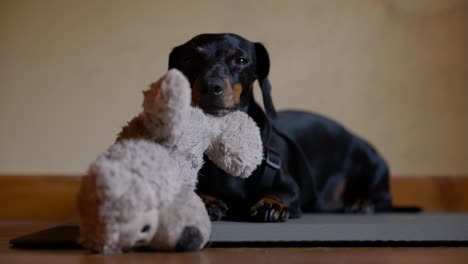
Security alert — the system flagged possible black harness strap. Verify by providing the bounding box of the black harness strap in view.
[259,115,281,191]
[260,114,319,206]
[272,125,319,205]
[257,76,318,206]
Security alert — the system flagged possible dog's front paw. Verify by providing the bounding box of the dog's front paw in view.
[250,195,289,222]
[199,194,228,221]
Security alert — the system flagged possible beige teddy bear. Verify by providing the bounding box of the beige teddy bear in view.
[78,69,263,254]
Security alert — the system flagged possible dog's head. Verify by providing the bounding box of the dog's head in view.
[168,33,275,117]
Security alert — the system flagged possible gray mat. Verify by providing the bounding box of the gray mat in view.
[211,213,468,246]
[9,213,468,248]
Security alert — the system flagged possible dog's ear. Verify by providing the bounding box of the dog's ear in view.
[255,42,277,118]
[168,45,184,70]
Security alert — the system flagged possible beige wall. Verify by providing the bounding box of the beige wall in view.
[1,0,467,175]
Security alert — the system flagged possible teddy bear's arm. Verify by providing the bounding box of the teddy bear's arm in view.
[205,111,264,178]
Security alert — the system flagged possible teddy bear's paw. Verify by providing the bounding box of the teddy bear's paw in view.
[250,195,290,222]
[199,194,228,221]
[142,70,192,142]
[144,69,191,115]
[163,69,191,95]
[157,69,191,112]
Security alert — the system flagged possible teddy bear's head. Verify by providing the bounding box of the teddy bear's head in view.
[78,139,202,254]
[78,171,161,254]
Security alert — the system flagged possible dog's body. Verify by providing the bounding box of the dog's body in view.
[169,33,393,222]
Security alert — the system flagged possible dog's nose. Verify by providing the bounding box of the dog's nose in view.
[212,84,223,96]
[206,79,225,96]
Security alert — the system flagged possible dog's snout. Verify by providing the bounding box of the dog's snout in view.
[202,63,228,97]
[206,79,225,96]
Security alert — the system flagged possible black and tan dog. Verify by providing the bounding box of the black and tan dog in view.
[168,33,393,222]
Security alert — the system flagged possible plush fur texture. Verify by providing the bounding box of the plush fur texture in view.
[78,140,181,254]
[78,69,263,254]
[151,188,211,251]
[117,69,263,187]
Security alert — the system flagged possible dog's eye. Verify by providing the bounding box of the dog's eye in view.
[235,57,249,66]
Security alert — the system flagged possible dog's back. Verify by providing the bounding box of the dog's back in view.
[275,110,392,213]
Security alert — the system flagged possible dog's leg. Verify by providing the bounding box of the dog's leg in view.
[342,146,393,213]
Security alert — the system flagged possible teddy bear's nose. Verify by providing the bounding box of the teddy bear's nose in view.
[175,226,204,252]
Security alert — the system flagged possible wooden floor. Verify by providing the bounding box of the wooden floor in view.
[1,176,468,263]
[1,221,468,264]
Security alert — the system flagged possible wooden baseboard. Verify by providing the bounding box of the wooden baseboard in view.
[0,175,467,220]
[0,175,81,220]
[391,176,468,212]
